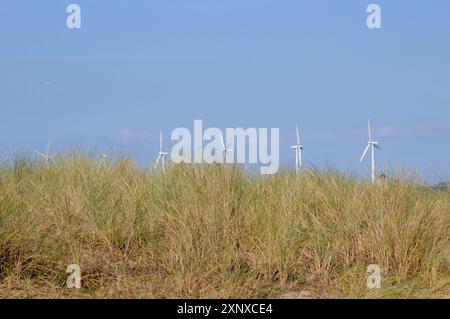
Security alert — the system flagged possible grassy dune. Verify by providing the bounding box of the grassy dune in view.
[0,155,449,298]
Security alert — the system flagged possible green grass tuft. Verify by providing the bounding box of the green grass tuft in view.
[0,155,449,298]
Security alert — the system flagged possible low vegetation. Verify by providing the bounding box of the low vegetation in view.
[0,155,448,298]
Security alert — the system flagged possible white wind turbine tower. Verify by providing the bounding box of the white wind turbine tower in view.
[220,134,232,164]
[154,130,168,172]
[291,125,303,174]
[34,139,56,164]
[360,119,381,183]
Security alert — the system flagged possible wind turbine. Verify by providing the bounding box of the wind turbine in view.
[154,130,168,172]
[220,134,232,164]
[34,139,56,164]
[360,119,381,183]
[99,153,108,164]
[291,125,303,173]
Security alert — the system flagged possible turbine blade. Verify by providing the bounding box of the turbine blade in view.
[296,125,300,145]
[368,119,372,141]
[374,144,382,150]
[154,155,161,168]
[360,144,370,162]
[34,150,47,158]
[160,131,163,153]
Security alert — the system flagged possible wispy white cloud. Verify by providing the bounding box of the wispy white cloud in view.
[355,124,432,138]
[118,130,158,142]
[306,130,337,142]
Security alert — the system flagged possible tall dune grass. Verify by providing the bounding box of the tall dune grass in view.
[0,155,448,298]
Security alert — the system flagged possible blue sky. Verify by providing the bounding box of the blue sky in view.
[1,1,449,181]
